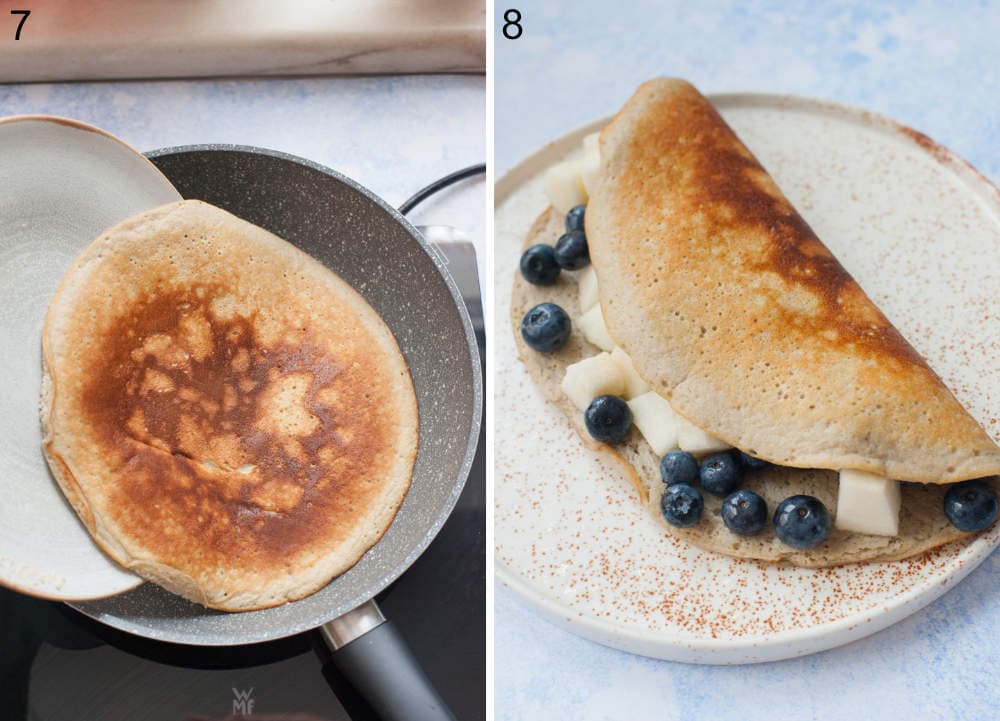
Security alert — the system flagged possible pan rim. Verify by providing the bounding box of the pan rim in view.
[68,144,483,645]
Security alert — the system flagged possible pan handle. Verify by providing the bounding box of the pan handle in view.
[319,600,457,721]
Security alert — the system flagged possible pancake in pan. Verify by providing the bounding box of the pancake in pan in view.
[42,199,418,611]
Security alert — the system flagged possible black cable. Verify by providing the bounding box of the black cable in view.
[398,163,486,216]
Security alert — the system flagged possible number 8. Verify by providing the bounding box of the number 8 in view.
[503,9,523,40]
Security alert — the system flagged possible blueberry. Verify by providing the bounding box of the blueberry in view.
[520,302,571,352]
[519,244,561,285]
[722,490,768,536]
[699,451,743,497]
[661,483,704,528]
[773,495,830,549]
[554,230,589,270]
[584,395,632,443]
[660,450,699,486]
[943,480,999,532]
[565,204,586,233]
[739,452,770,471]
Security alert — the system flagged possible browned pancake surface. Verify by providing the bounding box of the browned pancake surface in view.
[43,200,417,610]
[588,78,1000,482]
[85,286,390,570]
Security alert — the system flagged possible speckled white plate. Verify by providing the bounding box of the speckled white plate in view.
[495,93,1000,664]
[0,116,181,600]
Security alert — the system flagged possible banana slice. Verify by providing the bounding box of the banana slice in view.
[578,265,599,313]
[561,352,625,411]
[610,347,650,400]
[835,469,901,536]
[544,161,587,214]
[577,304,615,351]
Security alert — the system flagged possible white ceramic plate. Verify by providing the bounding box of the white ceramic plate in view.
[495,93,1000,664]
[0,116,181,600]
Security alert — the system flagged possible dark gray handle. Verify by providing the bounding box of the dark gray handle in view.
[325,619,457,721]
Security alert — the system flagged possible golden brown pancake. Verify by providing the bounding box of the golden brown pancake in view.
[42,199,418,611]
[588,78,1000,483]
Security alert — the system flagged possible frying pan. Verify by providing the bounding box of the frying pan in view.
[68,146,483,721]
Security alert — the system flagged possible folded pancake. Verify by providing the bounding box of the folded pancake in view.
[42,200,418,610]
[511,79,1000,566]
[590,79,1000,483]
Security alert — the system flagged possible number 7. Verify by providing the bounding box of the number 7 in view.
[11,10,30,41]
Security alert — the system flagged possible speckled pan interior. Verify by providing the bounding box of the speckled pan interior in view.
[71,146,482,645]
[495,94,1000,664]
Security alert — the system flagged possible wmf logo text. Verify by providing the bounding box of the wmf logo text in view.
[232,687,255,715]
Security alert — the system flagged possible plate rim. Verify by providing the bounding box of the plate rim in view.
[494,91,1000,663]
[0,113,177,194]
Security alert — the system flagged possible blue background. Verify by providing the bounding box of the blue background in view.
[495,2,1000,719]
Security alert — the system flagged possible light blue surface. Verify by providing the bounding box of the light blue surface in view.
[496,2,1000,719]
[0,75,486,258]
